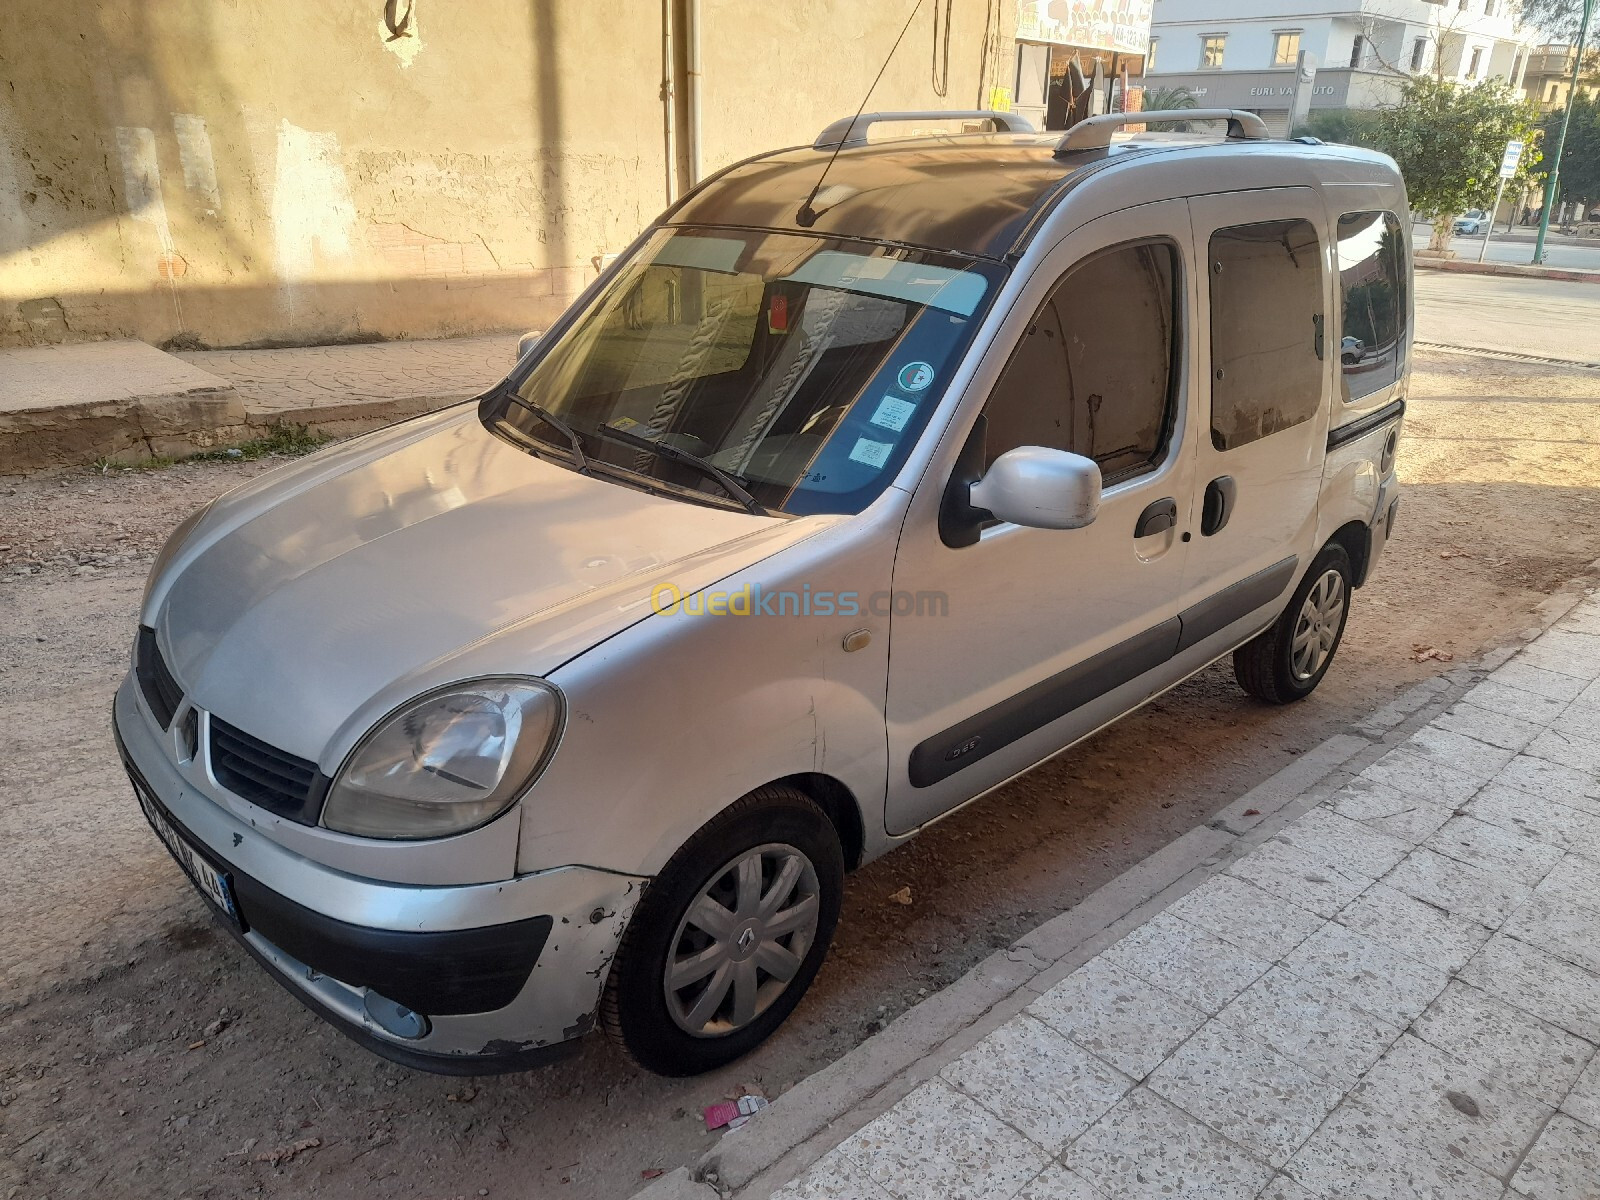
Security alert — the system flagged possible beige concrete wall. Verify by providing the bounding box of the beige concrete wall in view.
[0,0,1015,350]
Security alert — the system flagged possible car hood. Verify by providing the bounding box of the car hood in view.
[154,409,830,765]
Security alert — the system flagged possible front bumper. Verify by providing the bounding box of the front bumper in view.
[113,677,646,1074]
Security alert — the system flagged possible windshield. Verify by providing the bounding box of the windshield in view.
[484,227,1004,516]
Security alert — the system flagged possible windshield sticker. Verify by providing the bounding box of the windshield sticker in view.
[870,395,917,432]
[897,362,935,393]
[848,437,894,468]
[781,252,988,317]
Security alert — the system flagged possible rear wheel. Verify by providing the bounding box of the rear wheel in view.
[600,786,843,1076]
[1234,543,1352,704]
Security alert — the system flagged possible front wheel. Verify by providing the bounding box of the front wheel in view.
[600,785,843,1076]
[1234,544,1352,704]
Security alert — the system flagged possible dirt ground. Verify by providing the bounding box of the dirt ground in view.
[4,347,1600,1200]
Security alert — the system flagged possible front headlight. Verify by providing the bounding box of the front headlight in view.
[322,678,563,840]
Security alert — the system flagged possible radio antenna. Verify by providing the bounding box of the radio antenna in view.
[797,0,924,227]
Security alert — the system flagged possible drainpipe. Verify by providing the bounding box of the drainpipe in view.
[662,0,678,203]
[686,0,702,187]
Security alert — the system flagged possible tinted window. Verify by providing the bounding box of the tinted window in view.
[1336,211,1407,402]
[984,241,1179,482]
[1209,218,1324,451]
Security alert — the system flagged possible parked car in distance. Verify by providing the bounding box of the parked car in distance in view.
[117,108,1410,1077]
[1453,209,1487,235]
[1341,335,1364,364]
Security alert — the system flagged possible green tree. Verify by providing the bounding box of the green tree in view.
[1540,93,1600,218]
[1292,107,1385,148]
[1374,76,1545,250]
[1139,85,1199,131]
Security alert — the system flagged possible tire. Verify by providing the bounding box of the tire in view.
[1234,543,1353,705]
[600,785,844,1076]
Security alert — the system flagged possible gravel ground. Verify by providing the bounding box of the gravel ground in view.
[3,348,1599,1199]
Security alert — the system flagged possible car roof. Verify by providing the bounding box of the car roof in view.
[665,132,1400,262]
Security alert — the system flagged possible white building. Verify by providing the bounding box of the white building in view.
[1143,0,1535,134]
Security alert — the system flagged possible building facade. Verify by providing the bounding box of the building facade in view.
[1522,43,1600,110]
[1143,0,1534,134]
[0,1,1031,348]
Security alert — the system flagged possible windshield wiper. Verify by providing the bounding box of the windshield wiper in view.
[496,386,590,474]
[593,424,766,515]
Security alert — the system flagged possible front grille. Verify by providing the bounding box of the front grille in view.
[209,716,329,824]
[135,626,183,730]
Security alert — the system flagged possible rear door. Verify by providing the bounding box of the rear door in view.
[1177,189,1332,653]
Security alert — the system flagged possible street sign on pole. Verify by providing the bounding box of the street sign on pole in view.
[1499,140,1524,179]
[1480,139,1525,263]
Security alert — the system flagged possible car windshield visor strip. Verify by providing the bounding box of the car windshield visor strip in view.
[485,228,1002,517]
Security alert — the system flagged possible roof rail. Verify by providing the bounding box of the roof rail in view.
[1054,109,1271,154]
[814,110,1037,150]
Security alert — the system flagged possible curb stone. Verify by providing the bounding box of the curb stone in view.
[636,559,1600,1200]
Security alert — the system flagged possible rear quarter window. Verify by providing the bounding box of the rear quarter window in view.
[1336,211,1407,403]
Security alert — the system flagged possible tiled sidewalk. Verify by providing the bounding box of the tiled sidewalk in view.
[775,599,1600,1200]
[180,334,519,419]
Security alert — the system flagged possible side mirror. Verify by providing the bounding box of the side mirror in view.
[516,330,544,361]
[969,446,1101,530]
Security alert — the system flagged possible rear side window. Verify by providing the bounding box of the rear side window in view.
[984,241,1180,482]
[1336,211,1407,402]
[1208,218,1324,451]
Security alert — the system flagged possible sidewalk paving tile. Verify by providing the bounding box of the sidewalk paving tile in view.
[1282,808,1412,879]
[1507,1113,1600,1200]
[939,1014,1131,1154]
[1383,846,1533,926]
[1459,933,1600,1044]
[1357,746,1487,809]
[1424,815,1566,884]
[1226,833,1377,919]
[1331,883,1491,974]
[1146,1021,1343,1167]
[1462,680,1571,726]
[1517,637,1600,682]
[1255,1176,1321,1200]
[771,1152,894,1200]
[1062,1087,1275,1200]
[1161,873,1324,962]
[1098,910,1272,1014]
[1468,784,1600,861]
[1503,893,1600,976]
[1348,1031,1553,1178]
[1435,702,1545,752]
[1284,1095,1505,1200]
[1214,966,1401,1087]
[1025,957,1208,1080]
[1408,726,1519,781]
[1328,778,1456,847]
[1411,980,1594,1108]
[832,1079,1048,1200]
[1278,921,1450,1026]
[1486,661,1590,704]
[1526,728,1600,776]
[1533,855,1600,914]
[1014,1166,1108,1200]
[1493,755,1600,815]
[1560,1054,1600,1129]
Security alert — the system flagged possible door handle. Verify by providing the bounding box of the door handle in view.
[1202,476,1236,536]
[1134,497,1177,538]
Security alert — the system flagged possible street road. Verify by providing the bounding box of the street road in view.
[1415,270,1600,363]
[1414,222,1600,272]
[4,272,1600,1198]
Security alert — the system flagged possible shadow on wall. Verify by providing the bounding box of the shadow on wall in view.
[0,0,594,348]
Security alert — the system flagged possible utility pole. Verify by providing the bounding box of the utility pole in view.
[1534,0,1595,263]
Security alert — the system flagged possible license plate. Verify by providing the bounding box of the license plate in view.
[135,783,241,926]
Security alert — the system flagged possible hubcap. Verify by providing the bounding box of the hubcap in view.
[1291,568,1346,681]
[664,843,821,1038]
